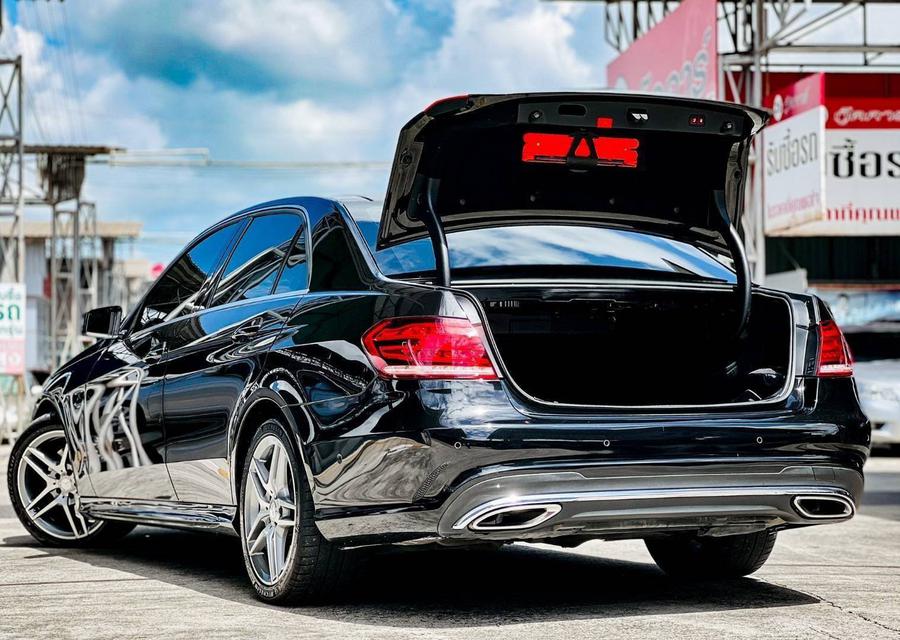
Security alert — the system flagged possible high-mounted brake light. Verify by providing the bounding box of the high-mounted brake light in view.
[521,133,639,168]
[816,320,853,377]
[362,317,498,380]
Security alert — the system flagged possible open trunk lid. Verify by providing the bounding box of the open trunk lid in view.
[379,92,768,254]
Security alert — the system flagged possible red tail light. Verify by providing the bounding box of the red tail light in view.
[362,317,498,380]
[816,320,853,377]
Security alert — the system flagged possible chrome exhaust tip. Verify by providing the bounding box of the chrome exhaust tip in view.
[468,503,562,531]
[792,495,854,520]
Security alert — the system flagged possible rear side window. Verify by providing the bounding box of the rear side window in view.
[274,223,308,294]
[212,213,301,306]
[309,213,367,292]
[137,221,242,331]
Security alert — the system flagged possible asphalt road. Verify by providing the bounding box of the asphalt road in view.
[0,447,898,640]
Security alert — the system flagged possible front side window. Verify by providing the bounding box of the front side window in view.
[211,213,301,306]
[137,221,242,331]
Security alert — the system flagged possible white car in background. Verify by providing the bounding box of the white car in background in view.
[844,322,900,452]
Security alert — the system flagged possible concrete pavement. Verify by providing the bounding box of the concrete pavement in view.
[1,446,898,640]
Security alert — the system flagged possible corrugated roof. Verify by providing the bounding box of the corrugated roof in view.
[23,144,123,156]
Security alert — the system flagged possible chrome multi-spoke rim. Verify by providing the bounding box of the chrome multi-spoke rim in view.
[16,430,100,540]
[243,435,297,585]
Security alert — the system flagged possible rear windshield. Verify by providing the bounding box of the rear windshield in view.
[353,217,734,283]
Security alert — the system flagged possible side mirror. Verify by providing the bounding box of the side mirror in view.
[82,305,123,339]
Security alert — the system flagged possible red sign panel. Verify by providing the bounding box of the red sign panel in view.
[765,73,825,122]
[606,0,717,100]
[825,98,900,129]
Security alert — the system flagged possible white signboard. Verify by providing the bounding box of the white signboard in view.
[0,283,25,376]
[763,74,828,235]
[821,129,900,235]
[763,76,900,236]
[763,106,827,233]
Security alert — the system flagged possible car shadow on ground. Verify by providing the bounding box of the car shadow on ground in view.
[2,527,818,627]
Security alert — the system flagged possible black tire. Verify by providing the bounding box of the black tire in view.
[8,421,135,547]
[238,418,349,604]
[645,529,777,579]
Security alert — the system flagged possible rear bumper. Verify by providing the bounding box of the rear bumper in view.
[436,461,860,542]
[316,458,863,546]
[310,377,870,547]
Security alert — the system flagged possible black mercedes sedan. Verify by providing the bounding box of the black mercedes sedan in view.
[7,93,869,604]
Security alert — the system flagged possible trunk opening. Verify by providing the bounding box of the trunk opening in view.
[462,284,793,408]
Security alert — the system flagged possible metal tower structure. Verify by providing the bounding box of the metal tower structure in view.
[0,56,23,283]
[0,53,25,443]
[29,145,117,368]
[558,0,900,281]
[0,0,135,444]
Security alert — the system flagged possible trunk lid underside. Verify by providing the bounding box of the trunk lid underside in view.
[379,92,768,253]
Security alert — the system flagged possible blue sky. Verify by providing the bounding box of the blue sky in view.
[2,1,610,264]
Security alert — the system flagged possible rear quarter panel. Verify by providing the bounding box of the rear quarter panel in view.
[260,283,471,510]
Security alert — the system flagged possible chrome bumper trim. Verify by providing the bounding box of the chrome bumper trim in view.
[452,485,855,531]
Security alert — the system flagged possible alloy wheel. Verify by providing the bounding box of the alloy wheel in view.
[16,429,100,540]
[242,434,298,586]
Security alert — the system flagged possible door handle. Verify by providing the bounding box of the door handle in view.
[232,317,264,340]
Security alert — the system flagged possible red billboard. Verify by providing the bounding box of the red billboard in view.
[606,0,718,100]
[762,73,900,235]
[825,98,900,129]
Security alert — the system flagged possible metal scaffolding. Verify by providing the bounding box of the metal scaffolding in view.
[27,145,118,368]
[0,56,23,283]
[0,1,138,444]
[0,55,25,443]
[558,0,900,282]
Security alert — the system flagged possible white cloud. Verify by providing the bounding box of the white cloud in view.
[6,0,602,157]
[69,0,418,90]
[1,21,166,148]
[0,0,607,265]
[230,95,385,160]
[413,0,594,93]
[186,0,408,86]
[77,70,168,149]
[376,0,600,139]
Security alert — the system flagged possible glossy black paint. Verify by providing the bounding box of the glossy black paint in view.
[34,194,870,547]
[82,333,169,499]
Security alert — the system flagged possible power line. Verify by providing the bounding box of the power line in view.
[23,1,76,143]
[43,1,80,143]
[59,2,86,141]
